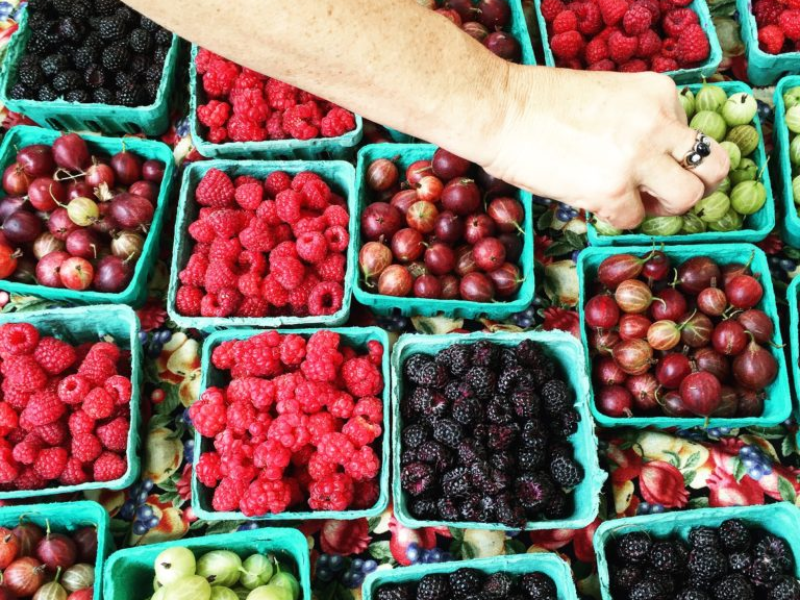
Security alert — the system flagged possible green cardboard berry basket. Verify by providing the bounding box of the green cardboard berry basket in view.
[586,81,773,246]
[189,45,363,160]
[593,503,800,600]
[787,275,800,417]
[578,244,792,429]
[533,0,721,83]
[192,326,391,521]
[391,330,607,531]
[362,553,579,600]
[353,144,535,319]
[738,0,800,86]
[0,305,142,498]
[167,159,355,330]
[0,9,180,136]
[103,527,310,600]
[773,75,800,247]
[0,125,175,307]
[0,501,112,600]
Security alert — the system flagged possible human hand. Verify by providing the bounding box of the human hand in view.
[480,68,730,229]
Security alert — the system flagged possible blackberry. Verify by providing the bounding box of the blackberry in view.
[417,361,448,389]
[495,493,526,528]
[728,552,752,575]
[750,555,785,588]
[52,70,81,93]
[490,467,513,493]
[471,340,500,368]
[425,392,448,418]
[410,499,438,520]
[510,387,539,419]
[437,497,459,520]
[57,17,83,42]
[84,64,107,88]
[115,6,135,24]
[37,84,58,102]
[465,366,496,399]
[154,28,172,46]
[404,354,432,382]
[74,45,98,70]
[516,339,545,367]
[442,467,471,498]
[676,591,710,600]
[549,455,583,488]
[689,527,720,549]
[142,81,159,103]
[400,462,435,497]
[69,1,92,20]
[449,569,483,598]
[444,380,472,403]
[520,573,557,600]
[482,572,513,598]
[436,344,472,377]
[65,89,90,103]
[92,88,114,104]
[768,577,800,600]
[486,397,514,424]
[128,53,148,76]
[650,540,689,574]
[40,53,69,78]
[27,12,50,32]
[41,21,63,46]
[94,0,120,16]
[98,15,127,40]
[519,447,546,472]
[630,579,670,600]
[84,31,104,51]
[9,83,32,100]
[719,519,751,553]
[489,451,515,472]
[26,34,51,55]
[402,424,430,449]
[18,64,44,88]
[522,419,549,447]
[500,347,520,370]
[755,535,794,571]
[543,487,571,519]
[144,63,164,82]
[407,386,434,415]
[555,411,580,439]
[497,366,523,394]
[376,586,412,600]
[401,449,418,466]
[114,70,135,90]
[53,0,73,14]
[432,419,464,449]
[487,424,517,451]
[458,494,482,521]
[687,574,714,592]
[687,548,727,582]
[616,532,653,564]
[515,472,552,511]
[457,439,486,465]
[452,395,482,426]
[612,565,643,595]
[548,442,573,462]
[101,43,129,71]
[541,380,571,415]
[468,461,494,494]
[417,574,451,600]
[139,16,161,32]
[645,572,676,594]
[417,441,453,472]
[712,574,754,600]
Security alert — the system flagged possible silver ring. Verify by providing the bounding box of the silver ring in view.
[681,131,711,170]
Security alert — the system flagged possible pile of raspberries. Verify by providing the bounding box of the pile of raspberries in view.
[191,330,385,516]
[195,48,357,143]
[399,339,585,528]
[753,0,800,55]
[175,168,350,319]
[541,0,711,72]
[0,323,132,490]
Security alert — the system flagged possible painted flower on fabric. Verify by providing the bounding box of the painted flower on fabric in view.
[320,519,370,556]
[542,307,580,338]
[156,332,200,384]
[639,461,689,508]
[136,300,168,332]
[388,516,437,566]
[529,528,576,551]
[572,519,602,564]
[707,465,766,507]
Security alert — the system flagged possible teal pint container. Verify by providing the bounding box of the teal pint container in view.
[773,75,800,247]
[738,0,800,86]
[391,330,607,531]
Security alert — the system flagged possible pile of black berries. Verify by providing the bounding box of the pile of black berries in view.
[398,339,585,527]
[375,567,558,600]
[608,520,800,600]
[10,0,173,106]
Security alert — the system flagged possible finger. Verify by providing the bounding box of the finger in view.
[638,156,705,216]
[664,123,730,194]
[595,189,645,230]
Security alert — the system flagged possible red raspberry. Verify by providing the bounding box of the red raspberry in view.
[211,476,249,512]
[542,0,566,20]
[314,253,346,283]
[0,448,18,484]
[663,8,699,37]
[83,388,114,420]
[231,87,270,123]
[219,441,257,482]
[92,452,127,482]
[34,420,66,446]
[72,433,103,463]
[34,447,68,480]
[96,417,129,452]
[195,48,216,75]
[550,30,584,59]
[271,256,306,290]
[608,30,639,63]
[758,23,785,53]
[301,179,332,211]
[780,10,800,40]
[324,225,349,253]
[288,274,321,314]
[622,4,651,34]
[239,219,277,253]
[227,115,267,142]
[78,354,117,387]
[209,239,243,267]
[301,351,343,385]
[637,29,662,57]
[754,0,782,25]
[341,357,384,398]
[307,330,340,352]
[294,232,327,265]
[271,241,299,261]
[196,452,222,487]
[87,342,121,362]
[15,466,45,489]
[256,200,281,226]
[272,372,303,414]
[68,410,95,436]
[237,272,262,298]
[661,37,678,58]
[176,286,204,316]
[308,452,338,480]
[308,411,340,439]
[291,215,327,240]
[651,55,679,72]
[275,190,304,224]
[317,432,355,465]
[353,396,383,424]
[599,0,628,25]
[279,334,307,367]
[227,378,272,409]
[0,402,17,436]
[188,220,216,244]
[204,261,239,294]
[553,9,578,32]
[226,400,257,436]
[234,182,264,211]
[12,436,40,465]
[3,379,30,410]
[0,323,39,357]
[232,337,283,379]
[253,440,291,481]
[320,108,356,138]
[3,356,47,393]
[268,413,311,452]
[197,100,231,128]
[676,24,710,64]
[196,169,235,208]
[206,210,247,241]
[241,478,292,516]
[264,172,292,198]
[365,342,384,368]
[212,340,238,370]
[345,446,380,482]
[247,413,273,444]
[351,479,380,510]
[574,2,603,35]
[179,254,209,287]
[189,389,228,437]
[635,0,660,20]
[208,127,228,144]
[323,205,349,229]
[237,250,267,276]
[202,58,239,98]
[281,103,319,140]
[307,281,344,316]
[261,276,290,308]
[309,473,354,511]
[617,58,646,71]
[59,458,88,486]
[266,112,287,140]
[584,38,610,64]
[21,390,65,427]
[265,79,298,110]
[104,375,131,405]
[342,416,382,448]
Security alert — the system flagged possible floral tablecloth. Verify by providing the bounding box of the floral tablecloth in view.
[0,1,797,599]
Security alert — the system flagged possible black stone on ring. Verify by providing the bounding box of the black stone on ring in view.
[681,132,711,170]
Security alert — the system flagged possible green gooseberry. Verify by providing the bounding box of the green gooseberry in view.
[693,191,731,222]
[718,176,731,195]
[730,180,767,215]
[639,215,683,236]
[784,86,800,109]
[695,84,728,112]
[708,208,744,232]
[725,124,760,156]
[786,105,800,134]
[790,134,800,166]
[721,92,757,127]
[729,158,758,185]
[720,141,742,170]
[594,219,623,236]
[691,111,728,142]
[679,87,696,121]
[680,212,707,234]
